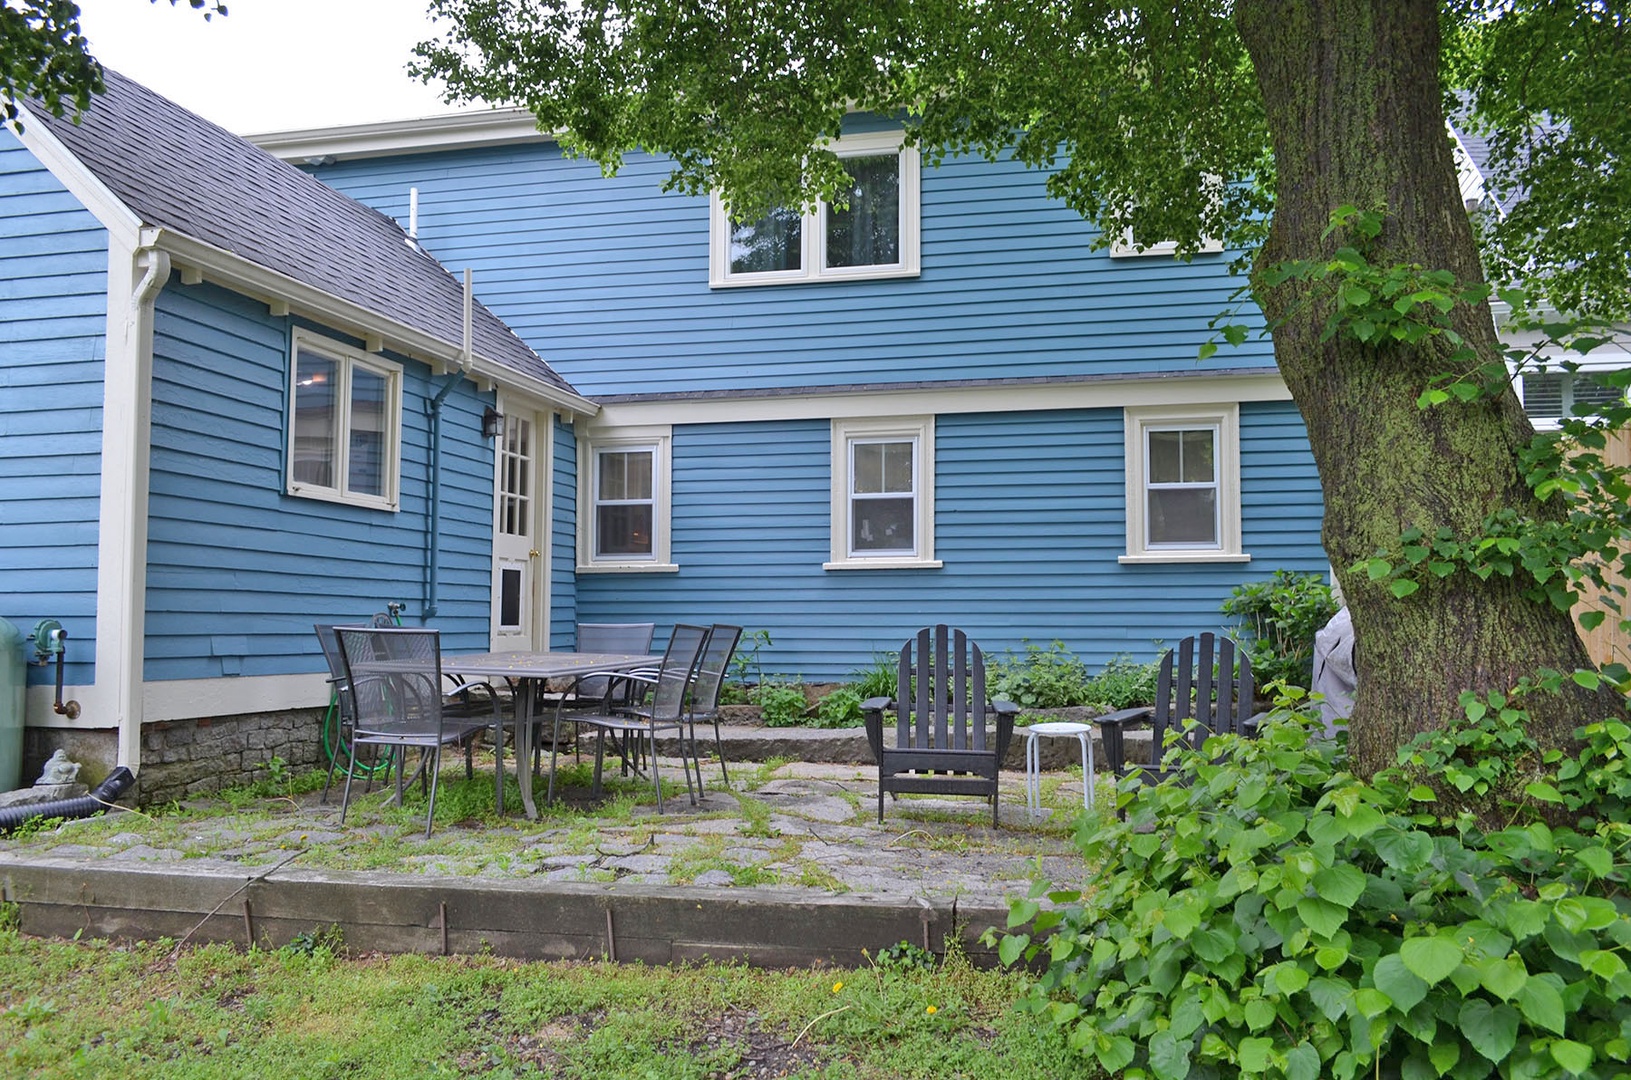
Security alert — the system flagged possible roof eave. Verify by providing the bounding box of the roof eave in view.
[147,226,598,417]
[251,108,554,164]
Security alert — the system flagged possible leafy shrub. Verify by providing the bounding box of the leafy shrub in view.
[1221,569,1340,688]
[851,652,899,701]
[721,628,775,704]
[996,688,1631,1080]
[987,640,1091,709]
[814,686,865,728]
[1083,653,1162,711]
[755,682,810,727]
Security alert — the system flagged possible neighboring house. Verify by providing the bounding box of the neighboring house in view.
[1,71,595,799]
[257,109,1330,683]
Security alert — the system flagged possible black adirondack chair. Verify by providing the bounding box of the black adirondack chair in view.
[861,625,1019,827]
[1097,632,1263,805]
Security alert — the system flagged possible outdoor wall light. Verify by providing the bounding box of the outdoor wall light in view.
[481,406,504,440]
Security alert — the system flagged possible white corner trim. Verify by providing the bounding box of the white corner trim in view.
[12,103,142,239]
[89,238,168,771]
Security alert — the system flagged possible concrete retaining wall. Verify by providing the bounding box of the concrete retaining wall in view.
[0,855,1007,969]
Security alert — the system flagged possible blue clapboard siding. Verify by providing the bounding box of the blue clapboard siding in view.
[309,136,1272,398]
[0,133,108,689]
[142,281,497,681]
[549,415,578,646]
[574,404,1327,681]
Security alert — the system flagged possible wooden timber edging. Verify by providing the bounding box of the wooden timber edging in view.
[0,855,1008,969]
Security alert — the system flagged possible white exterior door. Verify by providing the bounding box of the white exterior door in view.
[491,400,545,650]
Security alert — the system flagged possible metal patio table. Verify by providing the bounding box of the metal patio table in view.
[441,651,662,820]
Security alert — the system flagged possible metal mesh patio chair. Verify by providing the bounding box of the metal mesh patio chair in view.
[536,622,658,769]
[686,624,743,788]
[547,623,709,812]
[335,626,503,836]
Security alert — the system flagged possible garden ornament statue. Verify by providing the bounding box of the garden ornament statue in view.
[36,749,81,786]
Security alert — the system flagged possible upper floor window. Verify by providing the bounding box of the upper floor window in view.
[827,416,940,570]
[709,131,921,288]
[286,331,401,511]
[578,425,676,572]
[1519,367,1628,430]
[1121,404,1247,563]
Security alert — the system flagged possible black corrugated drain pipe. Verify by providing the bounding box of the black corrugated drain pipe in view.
[0,767,136,833]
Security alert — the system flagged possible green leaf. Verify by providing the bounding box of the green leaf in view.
[1315,944,1350,970]
[1244,997,1277,1032]
[1239,1036,1274,1073]
[1308,977,1350,1021]
[1198,341,1219,361]
[1429,1040,1460,1077]
[1572,668,1602,689]
[1575,846,1613,878]
[1551,1039,1594,1075]
[1372,827,1434,871]
[1517,976,1566,1035]
[1524,781,1564,803]
[1286,1042,1321,1080]
[1581,948,1628,981]
[1365,558,1393,580]
[1352,987,1391,1018]
[1148,1029,1191,1080]
[1338,803,1385,837]
[1192,927,1236,964]
[1389,578,1420,599]
[1297,897,1348,938]
[1478,955,1527,1002]
[997,933,1029,966]
[1373,953,1429,1013]
[1313,865,1367,908]
[1096,1034,1135,1073]
[1459,999,1519,1062]
[1400,936,1464,986]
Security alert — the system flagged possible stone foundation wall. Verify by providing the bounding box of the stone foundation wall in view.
[22,708,325,807]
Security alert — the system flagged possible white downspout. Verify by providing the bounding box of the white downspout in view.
[104,238,169,773]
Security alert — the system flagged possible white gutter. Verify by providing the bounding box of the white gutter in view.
[147,227,598,418]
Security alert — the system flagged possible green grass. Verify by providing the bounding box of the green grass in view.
[0,930,1089,1079]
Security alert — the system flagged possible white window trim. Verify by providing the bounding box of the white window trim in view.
[826,416,940,570]
[577,424,676,573]
[1512,353,1631,432]
[1120,403,1248,564]
[1108,175,1226,258]
[1108,232,1225,258]
[285,329,402,512]
[709,130,922,288]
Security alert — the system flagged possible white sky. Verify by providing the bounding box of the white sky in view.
[73,0,484,134]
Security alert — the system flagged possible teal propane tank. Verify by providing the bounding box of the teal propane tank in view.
[0,618,24,793]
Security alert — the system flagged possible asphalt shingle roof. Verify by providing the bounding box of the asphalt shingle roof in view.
[31,69,573,394]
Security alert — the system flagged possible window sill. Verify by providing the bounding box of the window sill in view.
[823,558,943,571]
[710,266,921,289]
[286,485,399,513]
[1118,552,1252,565]
[576,562,681,574]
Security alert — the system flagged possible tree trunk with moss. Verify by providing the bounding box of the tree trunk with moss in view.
[1235,0,1619,777]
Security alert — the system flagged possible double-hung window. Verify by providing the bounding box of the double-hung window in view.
[286,331,402,511]
[1121,404,1246,563]
[709,131,921,287]
[578,426,675,571]
[827,417,939,570]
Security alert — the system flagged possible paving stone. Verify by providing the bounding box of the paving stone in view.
[691,870,735,887]
[109,845,185,861]
[605,854,669,875]
[536,853,597,868]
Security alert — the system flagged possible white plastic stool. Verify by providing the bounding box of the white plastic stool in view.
[1022,721,1096,819]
